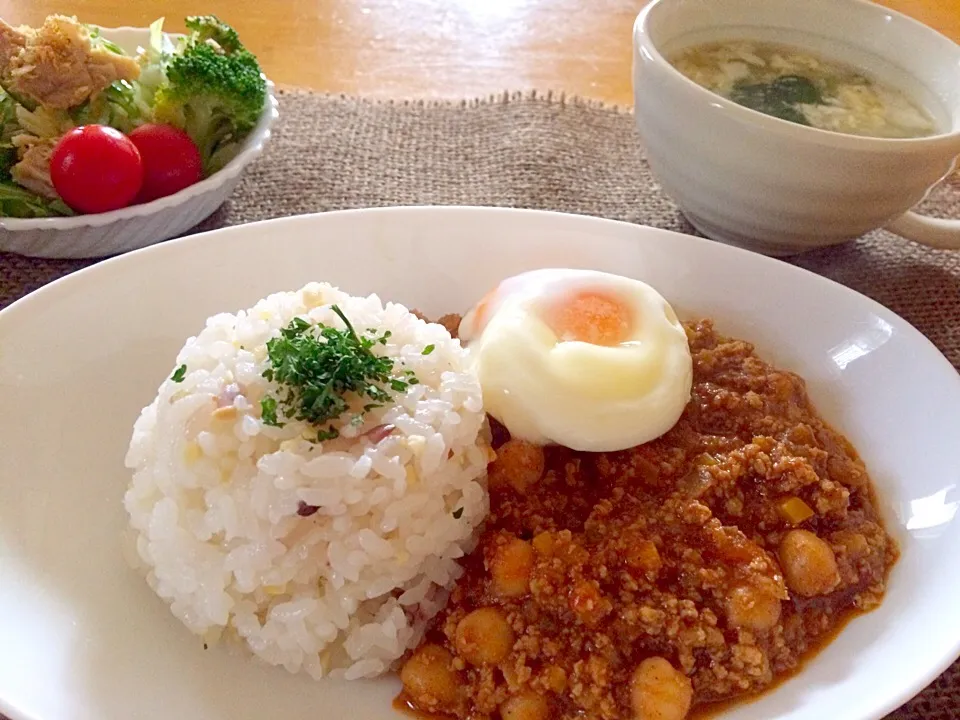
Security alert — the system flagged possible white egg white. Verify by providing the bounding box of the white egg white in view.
[460,269,693,452]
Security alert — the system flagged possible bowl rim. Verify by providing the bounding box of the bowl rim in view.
[633,0,960,149]
[0,24,279,231]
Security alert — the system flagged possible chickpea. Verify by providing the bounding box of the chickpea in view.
[455,607,515,666]
[491,536,535,598]
[488,439,545,494]
[400,644,460,711]
[630,657,693,720]
[726,584,781,631]
[500,692,550,720]
[778,529,841,597]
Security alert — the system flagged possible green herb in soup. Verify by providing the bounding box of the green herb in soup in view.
[668,40,937,139]
[728,74,823,125]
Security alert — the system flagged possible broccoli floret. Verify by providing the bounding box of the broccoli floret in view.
[152,16,265,174]
[184,15,241,54]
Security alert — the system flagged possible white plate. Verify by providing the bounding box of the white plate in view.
[1,207,959,720]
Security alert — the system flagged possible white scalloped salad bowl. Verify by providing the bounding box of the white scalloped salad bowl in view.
[0,25,278,259]
[1,208,960,720]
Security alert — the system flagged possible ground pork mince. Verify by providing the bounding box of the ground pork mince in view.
[400,317,898,720]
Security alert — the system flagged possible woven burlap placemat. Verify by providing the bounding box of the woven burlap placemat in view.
[1,90,958,719]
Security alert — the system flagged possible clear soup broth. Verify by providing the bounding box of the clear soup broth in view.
[668,40,938,139]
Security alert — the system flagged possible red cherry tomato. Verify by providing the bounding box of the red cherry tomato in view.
[128,124,203,203]
[50,125,144,214]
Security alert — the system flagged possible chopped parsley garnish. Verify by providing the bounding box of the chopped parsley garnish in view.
[260,395,279,425]
[316,427,340,442]
[170,364,187,383]
[422,344,435,355]
[259,306,417,438]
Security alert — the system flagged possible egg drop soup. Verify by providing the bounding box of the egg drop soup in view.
[668,40,938,139]
[400,316,898,720]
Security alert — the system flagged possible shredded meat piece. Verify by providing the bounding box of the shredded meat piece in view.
[0,19,26,69]
[0,15,140,109]
[10,138,56,198]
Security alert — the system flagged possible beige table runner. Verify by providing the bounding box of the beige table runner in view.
[1,90,958,718]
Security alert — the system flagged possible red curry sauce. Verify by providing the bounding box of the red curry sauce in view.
[400,318,898,720]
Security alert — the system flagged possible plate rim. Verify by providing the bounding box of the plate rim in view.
[3,206,957,381]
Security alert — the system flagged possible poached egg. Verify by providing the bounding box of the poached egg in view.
[459,269,693,452]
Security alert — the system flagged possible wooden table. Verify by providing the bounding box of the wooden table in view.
[1,0,958,105]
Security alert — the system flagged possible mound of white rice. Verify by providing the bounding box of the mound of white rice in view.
[124,282,490,680]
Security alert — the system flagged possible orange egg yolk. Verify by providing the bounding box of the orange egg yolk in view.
[542,291,633,346]
[467,286,501,338]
